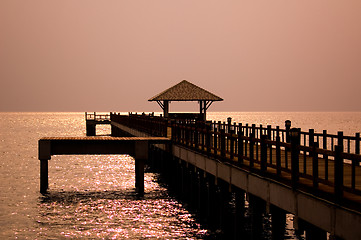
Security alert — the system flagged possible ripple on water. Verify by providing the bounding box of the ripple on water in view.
[36,189,209,239]
[34,154,209,239]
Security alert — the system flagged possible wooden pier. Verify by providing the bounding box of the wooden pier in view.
[37,81,361,239]
[110,112,361,201]
[38,136,170,195]
[38,113,361,239]
[109,112,361,240]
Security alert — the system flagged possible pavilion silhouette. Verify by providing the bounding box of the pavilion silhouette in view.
[148,80,223,121]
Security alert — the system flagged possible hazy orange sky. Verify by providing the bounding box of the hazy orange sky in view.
[1,0,360,112]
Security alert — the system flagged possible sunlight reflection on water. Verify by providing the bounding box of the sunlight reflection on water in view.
[36,154,208,239]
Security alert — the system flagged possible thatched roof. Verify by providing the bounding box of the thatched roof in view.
[148,80,223,101]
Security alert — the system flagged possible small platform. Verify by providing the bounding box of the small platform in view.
[85,112,111,123]
[85,112,111,136]
[38,136,170,194]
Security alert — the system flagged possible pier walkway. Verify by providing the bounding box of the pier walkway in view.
[38,136,170,194]
[38,111,361,239]
[109,112,361,240]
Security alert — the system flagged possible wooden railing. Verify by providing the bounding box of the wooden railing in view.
[85,112,111,122]
[110,113,361,209]
[207,120,360,155]
[110,112,167,137]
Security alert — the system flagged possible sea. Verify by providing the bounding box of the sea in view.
[0,112,360,239]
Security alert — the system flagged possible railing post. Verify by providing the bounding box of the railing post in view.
[334,145,343,203]
[185,125,190,146]
[356,133,360,169]
[323,130,328,180]
[309,129,315,148]
[194,123,199,149]
[260,134,267,172]
[249,130,255,169]
[220,129,226,160]
[172,123,177,142]
[170,120,175,140]
[190,124,194,146]
[251,124,256,136]
[218,121,222,132]
[351,133,360,188]
[238,126,244,165]
[227,117,232,133]
[206,122,211,156]
[355,132,360,155]
[312,142,319,190]
[244,124,248,156]
[214,126,218,157]
[267,125,273,164]
[276,127,281,176]
[285,120,291,143]
[259,124,263,139]
[178,124,181,143]
[267,125,272,140]
[167,120,173,139]
[290,128,300,188]
[338,131,344,151]
[230,129,235,161]
[180,125,184,144]
[201,122,205,151]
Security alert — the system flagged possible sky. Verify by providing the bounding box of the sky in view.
[1,0,361,112]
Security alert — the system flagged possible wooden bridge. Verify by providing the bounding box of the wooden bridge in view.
[37,80,361,239]
[110,112,361,202]
[38,111,361,239]
[109,112,361,240]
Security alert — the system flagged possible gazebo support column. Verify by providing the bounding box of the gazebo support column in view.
[163,100,169,118]
[199,100,206,121]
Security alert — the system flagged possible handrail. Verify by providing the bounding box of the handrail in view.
[85,112,111,121]
[110,113,361,210]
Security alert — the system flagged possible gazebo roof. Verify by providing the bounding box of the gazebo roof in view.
[148,80,223,101]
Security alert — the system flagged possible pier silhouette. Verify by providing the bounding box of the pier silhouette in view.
[39,80,361,239]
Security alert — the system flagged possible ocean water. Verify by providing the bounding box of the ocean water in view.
[0,112,360,239]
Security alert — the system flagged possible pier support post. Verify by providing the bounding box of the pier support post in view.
[234,188,246,239]
[208,175,218,229]
[39,139,51,193]
[293,216,306,236]
[135,141,148,195]
[214,184,223,229]
[199,171,209,222]
[304,222,327,240]
[86,122,96,136]
[111,124,117,136]
[40,160,48,193]
[249,194,266,240]
[219,180,232,238]
[135,158,145,195]
[202,174,212,225]
[271,205,286,240]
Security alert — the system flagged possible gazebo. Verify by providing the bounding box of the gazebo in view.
[148,80,223,121]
